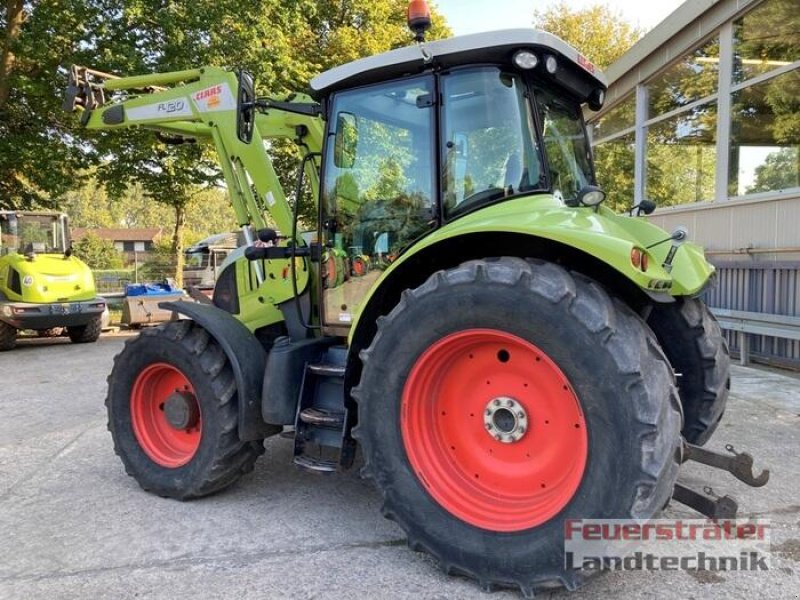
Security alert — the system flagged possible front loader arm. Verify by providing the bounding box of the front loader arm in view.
[65,65,324,237]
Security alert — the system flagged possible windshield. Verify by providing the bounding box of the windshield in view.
[534,86,594,203]
[185,251,209,269]
[441,68,545,218]
[0,213,67,255]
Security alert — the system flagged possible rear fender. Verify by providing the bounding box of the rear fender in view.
[349,195,715,345]
[160,301,278,441]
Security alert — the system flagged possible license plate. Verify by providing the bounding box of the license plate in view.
[50,303,80,315]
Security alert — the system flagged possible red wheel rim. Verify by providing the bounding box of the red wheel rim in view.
[130,363,202,468]
[401,329,588,532]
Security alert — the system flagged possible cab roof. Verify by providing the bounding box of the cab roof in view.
[310,29,607,101]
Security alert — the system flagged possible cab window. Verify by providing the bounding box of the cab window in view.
[322,75,435,326]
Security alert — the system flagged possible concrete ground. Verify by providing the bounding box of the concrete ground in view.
[0,334,798,600]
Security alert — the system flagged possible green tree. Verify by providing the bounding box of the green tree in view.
[0,1,107,210]
[79,0,450,285]
[533,3,643,210]
[532,2,644,70]
[747,148,800,194]
[72,232,124,269]
[3,0,450,282]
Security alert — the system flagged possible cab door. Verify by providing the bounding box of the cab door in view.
[320,75,437,334]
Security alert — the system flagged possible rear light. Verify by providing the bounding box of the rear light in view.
[631,248,649,272]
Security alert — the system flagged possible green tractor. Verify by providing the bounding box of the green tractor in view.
[0,210,106,350]
[66,4,767,595]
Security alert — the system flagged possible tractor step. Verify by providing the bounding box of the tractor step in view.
[299,407,345,428]
[293,454,339,474]
[307,363,345,377]
[292,346,356,473]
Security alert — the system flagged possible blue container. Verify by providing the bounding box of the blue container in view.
[125,282,182,297]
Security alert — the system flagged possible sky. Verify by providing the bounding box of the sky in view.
[432,0,686,35]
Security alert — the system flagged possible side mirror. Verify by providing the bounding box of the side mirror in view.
[24,241,46,258]
[237,71,256,144]
[333,112,358,169]
[630,199,657,216]
[638,199,657,215]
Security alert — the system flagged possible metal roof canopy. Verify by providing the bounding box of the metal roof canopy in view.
[310,29,608,102]
[597,0,763,105]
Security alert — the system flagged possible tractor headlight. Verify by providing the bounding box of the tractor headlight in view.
[576,185,606,207]
[1,305,12,317]
[513,50,539,70]
[545,55,558,74]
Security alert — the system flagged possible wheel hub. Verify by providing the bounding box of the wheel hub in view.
[130,363,202,468]
[164,391,199,430]
[401,329,588,531]
[484,396,527,443]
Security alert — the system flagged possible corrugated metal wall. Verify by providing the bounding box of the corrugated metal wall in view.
[705,261,800,367]
[649,194,800,263]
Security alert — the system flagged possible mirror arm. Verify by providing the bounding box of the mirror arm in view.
[254,98,322,117]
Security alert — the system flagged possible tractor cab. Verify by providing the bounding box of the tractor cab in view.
[0,211,70,256]
[308,29,607,328]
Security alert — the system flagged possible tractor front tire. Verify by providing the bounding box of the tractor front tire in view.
[106,320,265,499]
[354,258,682,596]
[67,315,102,344]
[0,321,17,351]
[647,297,730,445]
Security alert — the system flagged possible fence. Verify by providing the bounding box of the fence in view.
[705,261,800,369]
[93,252,181,294]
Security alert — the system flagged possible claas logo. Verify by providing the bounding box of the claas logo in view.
[195,85,223,107]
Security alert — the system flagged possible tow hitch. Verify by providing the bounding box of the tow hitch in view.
[672,442,770,520]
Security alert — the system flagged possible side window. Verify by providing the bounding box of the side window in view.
[322,76,435,327]
[534,87,594,203]
[441,68,544,218]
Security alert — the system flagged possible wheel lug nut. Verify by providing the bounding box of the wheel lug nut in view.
[494,399,501,406]
[486,423,493,430]
[506,399,513,407]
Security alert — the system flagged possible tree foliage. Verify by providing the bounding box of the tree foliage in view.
[62,176,239,235]
[533,3,643,210]
[532,2,644,70]
[748,148,800,194]
[0,1,108,210]
[1,0,450,284]
[72,232,124,269]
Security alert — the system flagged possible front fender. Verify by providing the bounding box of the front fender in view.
[349,194,715,342]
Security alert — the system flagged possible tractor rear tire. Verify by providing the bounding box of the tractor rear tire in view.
[106,320,265,499]
[0,321,16,351]
[67,315,102,344]
[354,258,682,596]
[647,297,730,446]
